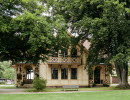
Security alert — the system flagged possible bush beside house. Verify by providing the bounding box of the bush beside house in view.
[33,77,46,91]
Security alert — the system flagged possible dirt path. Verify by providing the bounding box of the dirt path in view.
[0,89,27,94]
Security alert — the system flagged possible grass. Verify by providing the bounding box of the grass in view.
[0,85,16,89]
[1,85,130,92]
[0,86,16,89]
[0,86,17,89]
[25,88,62,92]
[1,86,116,92]
[0,84,15,85]
[1,86,130,100]
[25,86,130,92]
[0,90,130,100]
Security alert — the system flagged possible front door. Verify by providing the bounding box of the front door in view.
[94,67,101,84]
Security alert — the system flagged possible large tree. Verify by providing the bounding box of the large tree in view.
[0,0,71,64]
[48,0,130,88]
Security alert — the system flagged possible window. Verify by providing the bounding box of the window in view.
[71,48,77,57]
[51,50,58,57]
[51,68,58,79]
[61,68,68,79]
[71,68,77,79]
[61,48,68,57]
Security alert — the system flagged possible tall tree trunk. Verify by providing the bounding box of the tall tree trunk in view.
[115,64,122,85]
[115,61,130,88]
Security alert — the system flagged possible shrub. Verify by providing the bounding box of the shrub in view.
[0,82,5,84]
[103,83,109,87]
[33,77,46,91]
[92,83,96,87]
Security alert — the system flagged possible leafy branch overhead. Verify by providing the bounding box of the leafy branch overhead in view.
[0,0,71,63]
[49,0,130,88]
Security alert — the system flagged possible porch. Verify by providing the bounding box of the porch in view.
[89,65,111,87]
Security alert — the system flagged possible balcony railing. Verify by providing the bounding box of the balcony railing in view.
[48,56,81,64]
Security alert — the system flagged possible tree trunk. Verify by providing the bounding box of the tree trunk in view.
[115,61,130,88]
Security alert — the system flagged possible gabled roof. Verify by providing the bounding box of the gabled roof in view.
[83,40,91,50]
[77,40,91,54]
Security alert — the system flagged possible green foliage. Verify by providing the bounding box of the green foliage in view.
[50,0,130,86]
[0,61,14,80]
[50,0,130,66]
[0,64,4,78]
[0,0,71,63]
[11,11,54,63]
[92,83,96,87]
[103,83,109,87]
[0,82,5,84]
[33,77,46,91]
[0,0,54,63]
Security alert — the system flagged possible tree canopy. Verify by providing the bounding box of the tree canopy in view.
[0,0,130,87]
[47,0,130,87]
[0,0,71,64]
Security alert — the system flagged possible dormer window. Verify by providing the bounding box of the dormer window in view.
[60,48,68,57]
[71,48,77,57]
[51,50,58,57]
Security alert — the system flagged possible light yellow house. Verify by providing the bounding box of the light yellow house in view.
[12,41,111,88]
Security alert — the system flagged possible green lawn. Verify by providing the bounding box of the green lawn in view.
[0,86,129,92]
[0,86,16,89]
[26,86,130,92]
[0,90,130,100]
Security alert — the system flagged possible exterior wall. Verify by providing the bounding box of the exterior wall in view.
[13,63,110,87]
[39,63,89,87]
[13,64,38,87]
[12,43,111,87]
[112,76,118,84]
[100,66,110,84]
[90,65,111,85]
[128,76,130,84]
[14,68,17,85]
